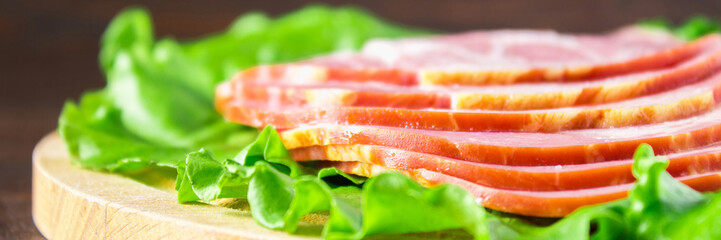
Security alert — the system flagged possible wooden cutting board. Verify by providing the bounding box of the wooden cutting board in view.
[31,132,324,240]
[32,132,470,240]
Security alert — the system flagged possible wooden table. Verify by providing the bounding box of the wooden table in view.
[1,0,720,238]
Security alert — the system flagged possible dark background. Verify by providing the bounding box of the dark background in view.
[2,0,721,238]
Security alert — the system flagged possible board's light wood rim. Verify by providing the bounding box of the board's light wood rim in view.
[31,132,323,240]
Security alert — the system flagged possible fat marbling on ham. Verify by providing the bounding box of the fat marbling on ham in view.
[321,160,721,217]
[220,35,721,111]
[290,143,721,191]
[218,63,721,132]
[216,26,721,217]
[249,26,688,86]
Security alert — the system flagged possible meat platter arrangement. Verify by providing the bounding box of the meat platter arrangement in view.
[217,27,721,217]
[49,5,721,240]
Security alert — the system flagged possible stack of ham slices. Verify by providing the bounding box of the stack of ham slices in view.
[216,26,721,217]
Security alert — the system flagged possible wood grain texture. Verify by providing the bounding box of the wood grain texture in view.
[31,132,324,240]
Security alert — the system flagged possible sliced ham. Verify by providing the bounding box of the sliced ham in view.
[277,106,721,166]
[223,35,721,111]
[218,67,721,132]
[225,36,721,110]
[291,144,721,191]
[359,27,680,71]
[321,161,721,217]
[217,26,721,217]
[249,27,695,86]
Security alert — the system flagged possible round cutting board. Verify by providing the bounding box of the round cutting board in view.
[31,132,471,240]
[31,132,324,240]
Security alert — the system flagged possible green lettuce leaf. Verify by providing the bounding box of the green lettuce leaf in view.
[625,144,708,238]
[58,90,189,171]
[176,125,721,240]
[176,126,489,239]
[58,5,428,172]
[493,144,718,240]
[639,15,721,41]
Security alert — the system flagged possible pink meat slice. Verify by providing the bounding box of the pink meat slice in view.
[223,35,721,112]
[290,143,721,191]
[276,26,687,85]
[321,160,721,217]
[306,27,680,71]
[276,104,721,166]
[217,66,721,132]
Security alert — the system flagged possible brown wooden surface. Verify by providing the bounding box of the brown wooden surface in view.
[2,0,721,239]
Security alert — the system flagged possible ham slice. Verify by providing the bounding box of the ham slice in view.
[291,144,721,191]
[322,161,721,217]
[249,27,691,86]
[226,35,721,110]
[218,68,721,132]
[276,105,721,166]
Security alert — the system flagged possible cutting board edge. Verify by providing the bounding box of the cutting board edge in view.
[30,132,321,240]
